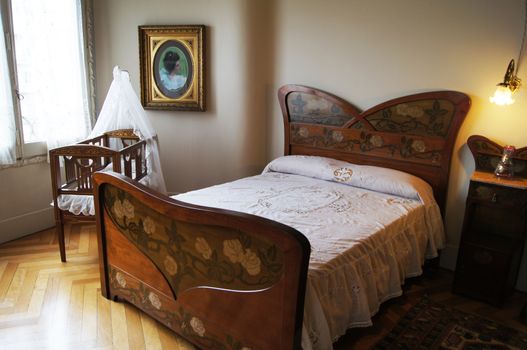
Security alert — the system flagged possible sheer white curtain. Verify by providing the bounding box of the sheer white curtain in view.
[0,13,16,165]
[12,0,91,151]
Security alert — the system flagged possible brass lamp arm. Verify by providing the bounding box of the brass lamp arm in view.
[501,59,522,92]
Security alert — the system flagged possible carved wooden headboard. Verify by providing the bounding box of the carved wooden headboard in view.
[278,85,471,213]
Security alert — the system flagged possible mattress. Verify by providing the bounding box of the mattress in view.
[174,156,445,350]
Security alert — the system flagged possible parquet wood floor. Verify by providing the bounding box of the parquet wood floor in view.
[0,224,194,350]
[1,223,526,349]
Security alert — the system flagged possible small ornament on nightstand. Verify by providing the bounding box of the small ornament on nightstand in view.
[494,145,516,178]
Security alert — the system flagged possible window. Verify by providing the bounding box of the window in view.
[0,0,93,165]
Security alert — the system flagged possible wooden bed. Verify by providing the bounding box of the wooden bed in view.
[93,85,470,349]
[50,129,147,262]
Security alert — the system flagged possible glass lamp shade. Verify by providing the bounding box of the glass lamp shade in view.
[489,85,515,105]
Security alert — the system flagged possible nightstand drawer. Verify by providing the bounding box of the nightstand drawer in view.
[468,181,527,207]
[453,241,522,305]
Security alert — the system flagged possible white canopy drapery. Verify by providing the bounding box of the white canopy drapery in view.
[57,66,167,216]
[89,66,166,194]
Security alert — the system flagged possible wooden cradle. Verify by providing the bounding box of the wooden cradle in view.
[50,129,147,262]
[93,86,470,349]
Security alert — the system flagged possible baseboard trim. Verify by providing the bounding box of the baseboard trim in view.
[0,207,55,244]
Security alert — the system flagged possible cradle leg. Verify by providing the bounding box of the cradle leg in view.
[56,212,66,262]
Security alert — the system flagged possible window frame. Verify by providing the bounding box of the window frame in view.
[0,0,95,161]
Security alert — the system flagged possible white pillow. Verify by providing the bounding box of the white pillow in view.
[262,155,350,182]
[263,155,433,201]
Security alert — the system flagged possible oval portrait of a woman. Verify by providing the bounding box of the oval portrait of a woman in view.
[153,40,193,99]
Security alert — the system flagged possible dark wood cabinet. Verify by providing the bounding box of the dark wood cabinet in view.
[453,171,527,306]
[454,135,527,307]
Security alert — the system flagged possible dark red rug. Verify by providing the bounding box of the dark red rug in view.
[373,297,527,349]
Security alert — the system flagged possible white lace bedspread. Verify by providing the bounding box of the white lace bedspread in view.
[174,172,444,350]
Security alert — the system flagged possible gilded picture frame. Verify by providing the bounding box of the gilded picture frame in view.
[139,25,205,111]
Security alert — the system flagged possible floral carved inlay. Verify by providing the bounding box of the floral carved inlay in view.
[104,185,284,296]
[365,99,456,137]
[109,267,252,350]
[290,125,442,164]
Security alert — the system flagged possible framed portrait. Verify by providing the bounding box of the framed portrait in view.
[139,25,205,111]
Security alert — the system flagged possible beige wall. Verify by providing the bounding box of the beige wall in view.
[0,163,54,243]
[93,0,276,193]
[67,0,527,290]
[267,0,527,288]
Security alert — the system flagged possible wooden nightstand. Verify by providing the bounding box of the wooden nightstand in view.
[453,135,527,306]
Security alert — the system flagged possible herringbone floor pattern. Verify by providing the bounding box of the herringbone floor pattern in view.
[0,224,195,350]
[2,224,526,349]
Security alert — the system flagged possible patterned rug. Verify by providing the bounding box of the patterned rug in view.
[373,297,527,350]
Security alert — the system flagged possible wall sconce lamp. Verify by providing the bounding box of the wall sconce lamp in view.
[489,59,521,105]
[490,0,527,106]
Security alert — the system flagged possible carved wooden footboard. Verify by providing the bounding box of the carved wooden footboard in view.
[93,172,311,350]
